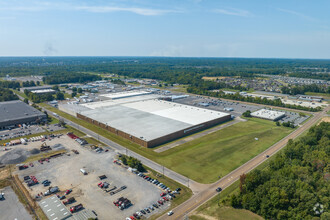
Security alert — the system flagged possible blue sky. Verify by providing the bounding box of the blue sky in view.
[0,0,330,58]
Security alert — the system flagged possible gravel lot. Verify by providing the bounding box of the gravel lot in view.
[0,186,33,220]
[15,136,169,219]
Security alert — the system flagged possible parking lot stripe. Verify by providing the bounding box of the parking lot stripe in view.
[53,218,58,220]
[44,205,48,207]
[47,209,51,212]
[63,212,68,215]
[57,204,61,207]
[50,213,55,216]
[60,208,64,211]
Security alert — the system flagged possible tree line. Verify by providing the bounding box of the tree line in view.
[281,84,330,95]
[0,88,19,102]
[230,122,330,219]
[42,72,102,84]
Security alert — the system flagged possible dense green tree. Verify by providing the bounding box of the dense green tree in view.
[230,122,330,220]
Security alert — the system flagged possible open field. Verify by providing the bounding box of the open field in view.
[39,103,294,184]
[202,76,229,81]
[154,118,292,183]
[304,92,330,99]
[190,207,263,220]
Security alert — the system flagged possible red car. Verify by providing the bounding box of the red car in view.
[162,196,168,201]
[158,200,163,205]
[130,216,135,220]
[65,189,72,195]
[160,192,166,197]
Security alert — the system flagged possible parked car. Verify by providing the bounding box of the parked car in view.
[216,187,222,192]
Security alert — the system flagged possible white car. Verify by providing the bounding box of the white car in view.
[168,210,173,216]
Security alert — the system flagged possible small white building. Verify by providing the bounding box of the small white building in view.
[251,109,285,121]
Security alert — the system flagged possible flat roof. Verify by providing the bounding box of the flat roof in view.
[100,91,152,99]
[80,99,230,141]
[39,196,72,220]
[31,89,55,94]
[0,100,45,123]
[251,109,285,121]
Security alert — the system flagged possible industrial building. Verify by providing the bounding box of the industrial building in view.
[0,100,46,129]
[60,91,231,147]
[251,109,285,121]
[20,86,56,95]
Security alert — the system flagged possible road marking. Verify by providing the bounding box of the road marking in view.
[50,213,55,216]
[63,212,68,215]
[60,208,64,211]
[57,204,61,207]
[47,209,51,212]
[44,204,48,207]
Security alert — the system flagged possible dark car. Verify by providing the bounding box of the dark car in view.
[216,187,222,192]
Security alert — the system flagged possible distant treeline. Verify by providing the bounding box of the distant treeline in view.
[0,88,19,102]
[230,122,330,219]
[281,84,330,95]
[0,57,329,81]
[42,72,102,84]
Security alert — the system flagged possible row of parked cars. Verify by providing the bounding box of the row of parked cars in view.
[124,173,182,219]
[137,173,170,191]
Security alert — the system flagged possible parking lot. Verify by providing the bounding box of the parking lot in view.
[173,95,309,125]
[0,186,33,220]
[0,125,46,141]
[15,136,173,219]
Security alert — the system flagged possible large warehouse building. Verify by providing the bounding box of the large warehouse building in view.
[0,100,46,129]
[61,91,231,147]
[77,99,230,147]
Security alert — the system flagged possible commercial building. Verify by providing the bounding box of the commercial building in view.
[20,86,56,95]
[77,99,230,147]
[39,196,72,220]
[251,109,285,121]
[0,100,46,129]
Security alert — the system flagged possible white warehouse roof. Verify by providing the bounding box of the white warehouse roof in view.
[79,99,230,141]
[100,91,152,100]
[251,109,285,121]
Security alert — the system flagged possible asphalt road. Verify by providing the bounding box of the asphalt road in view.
[157,106,329,220]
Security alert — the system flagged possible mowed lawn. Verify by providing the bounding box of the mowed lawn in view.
[155,118,292,183]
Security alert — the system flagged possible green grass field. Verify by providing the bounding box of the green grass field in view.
[154,118,292,183]
[39,103,293,184]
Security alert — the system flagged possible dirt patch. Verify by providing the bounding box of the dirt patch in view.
[192,213,218,220]
[319,116,330,124]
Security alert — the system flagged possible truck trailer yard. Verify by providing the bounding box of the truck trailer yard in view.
[14,135,174,219]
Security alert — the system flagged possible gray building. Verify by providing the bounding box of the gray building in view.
[0,100,46,129]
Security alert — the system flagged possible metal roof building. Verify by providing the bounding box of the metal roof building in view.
[39,196,72,220]
[0,100,46,129]
[251,109,285,121]
[76,98,231,147]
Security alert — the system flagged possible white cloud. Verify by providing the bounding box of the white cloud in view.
[214,8,252,17]
[277,8,317,22]
[0,1,179,16]
[76,6,179,16]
